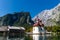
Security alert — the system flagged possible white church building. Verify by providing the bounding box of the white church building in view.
[33,16,45,34]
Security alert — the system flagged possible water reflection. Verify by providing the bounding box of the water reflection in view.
[31,35,60,40]
[33,35,45,40]
[0,36,7,40]
[7,34,25,40]
[0,34,60,40]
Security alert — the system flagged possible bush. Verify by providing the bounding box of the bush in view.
[45,25,60,32]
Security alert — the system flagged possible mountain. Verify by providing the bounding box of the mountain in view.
[0,12,34,27]
[32,3,60,26]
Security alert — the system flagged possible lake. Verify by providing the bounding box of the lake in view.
[0,34,60,40]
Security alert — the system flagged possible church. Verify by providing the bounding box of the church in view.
[33,16,45,34]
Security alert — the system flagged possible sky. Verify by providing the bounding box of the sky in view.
[0,0,60,18]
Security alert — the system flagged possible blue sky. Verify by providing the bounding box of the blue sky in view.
[0,0,60,18]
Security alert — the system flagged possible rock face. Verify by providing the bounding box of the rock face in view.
[0,12,34,27]
[32,3,60,26]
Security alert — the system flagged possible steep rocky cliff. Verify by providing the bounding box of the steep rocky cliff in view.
[32,3,60,26]
[0,12,34,27]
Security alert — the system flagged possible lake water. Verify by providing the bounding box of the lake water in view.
[0,34,60,40]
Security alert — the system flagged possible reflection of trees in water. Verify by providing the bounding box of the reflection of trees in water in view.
[44,35,60,40]
[25,35,33,40]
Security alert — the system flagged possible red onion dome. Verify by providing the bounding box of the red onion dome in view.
[33,22,39,27]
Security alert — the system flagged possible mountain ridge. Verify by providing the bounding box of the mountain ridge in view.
[0,12,34,28]
[32,3,60,26]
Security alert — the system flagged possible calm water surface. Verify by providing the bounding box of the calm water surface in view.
[0,34,60,40]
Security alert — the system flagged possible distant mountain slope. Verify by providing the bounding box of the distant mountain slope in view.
[32,3,60,26]
[0,12,34,27]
